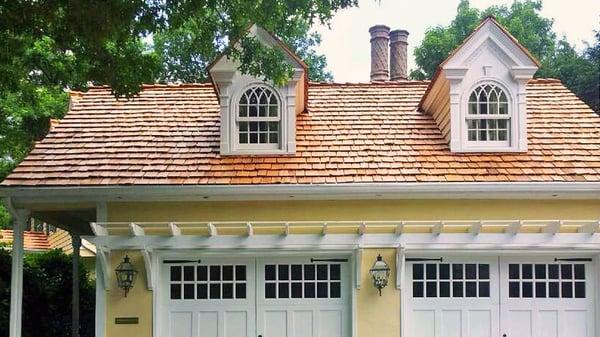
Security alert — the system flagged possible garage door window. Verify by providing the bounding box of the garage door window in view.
[412,263,490,298]
[508,263,586,298]
[169,264,247,300]
[264,264,342,299]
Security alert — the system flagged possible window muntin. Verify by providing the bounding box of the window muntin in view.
[466,84,510,143]
[412,263,491,298]
[264,263,342,299]
[508,263,586,299]
[169,264,247,300]
[237,85,280,146]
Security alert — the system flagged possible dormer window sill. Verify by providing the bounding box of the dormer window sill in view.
[221,149,296,156]
[454,146,526,153]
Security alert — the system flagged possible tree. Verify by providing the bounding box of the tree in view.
[0,1,356,228]
[0,249,96,337]
[410,0,599,113]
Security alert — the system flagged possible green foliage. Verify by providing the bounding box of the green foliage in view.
[0,205,9,230]
[0,249,95,337]
[0,1,354,187]
[411,0,599,112]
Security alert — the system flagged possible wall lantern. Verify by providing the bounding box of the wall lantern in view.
[369,254,391,296]
[115,255,138,297]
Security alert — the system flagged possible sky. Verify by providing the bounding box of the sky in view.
[313,0,600,82]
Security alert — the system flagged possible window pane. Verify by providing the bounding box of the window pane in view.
[549,265,559,279]
[479,281,490,297]
[426,281,437,297]
[210,266,221,281]
[184,266,195,281]
[452,264,463,279]
[278,265,289,280]
[279,282,289,298]
[236,266,246,281]
[330,282,341,298]
[468,103,478,114]
[291,282,302,298]
[222,266,233,281]
[549,282,559,297]
[197,284,208,299]
[522,264,533,279]
[426,264,437,279]
[561,264,572,279]
[465,281,477,297]
[236,283,246,299]
[197,266,207,281]
[304,265,315,280]
[413,282,424,297]
[561,282,573,298]
[509,264,520,279]
[439,264,450,280]
[291,265,303,280]
[413,264,424,280]
[330,264,341,280]
[171,266,182,281]
[265,265,276,281]
[317,282,328,298]
[453,281,463,297]
[574,264,585,280]
[535,282,546,298]
[317,265,328,280]
[210,284,220,299]
[265,283,276,299]
[499,102,508,114]
[440,282,450,297]
[269,105,278,117]
[465,264,476,279]
[535,264,546,279]
[304,282,316,298]
[509,282,520,298]
[478,264,489,279]
[575,282,586,298]
[522,282,533,298]
[183,283,196,300]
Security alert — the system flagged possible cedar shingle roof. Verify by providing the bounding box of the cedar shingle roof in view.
[2,79,600,186]
[0,230,51,251]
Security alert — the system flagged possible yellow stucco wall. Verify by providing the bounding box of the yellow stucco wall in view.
[103,199,600,337]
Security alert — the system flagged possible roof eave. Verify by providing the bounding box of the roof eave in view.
[1,182,599,205]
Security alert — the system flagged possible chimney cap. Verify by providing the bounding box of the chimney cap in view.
[369,25,391,39]
[390,29,410,41]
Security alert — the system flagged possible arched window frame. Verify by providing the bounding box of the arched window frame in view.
[462,80,514,149]
[233,84,283,151]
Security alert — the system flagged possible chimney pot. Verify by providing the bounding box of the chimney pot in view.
[369,25,390,81]
[389,29,409,81]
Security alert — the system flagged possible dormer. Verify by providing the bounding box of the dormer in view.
[420,17,540,152]
[208,25,308,155]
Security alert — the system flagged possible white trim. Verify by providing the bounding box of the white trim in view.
[94,202,107,337]
[84,233,600,252]
[6,200,29,337]
[4,182,600,204]
[354,249,362,289]
[141,249,154,291]
[168,222,181,236]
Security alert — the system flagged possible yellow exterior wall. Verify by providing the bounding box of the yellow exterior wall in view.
[103,199,600,337]
[106,251,153,337]
[357,248,400,337]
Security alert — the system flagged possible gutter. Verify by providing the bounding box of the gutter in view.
[1,182,599,204]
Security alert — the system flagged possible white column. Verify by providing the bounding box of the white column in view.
[9,209,30,337]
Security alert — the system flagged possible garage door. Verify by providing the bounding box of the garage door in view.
[160,256,351,337]
[405,256,596,337]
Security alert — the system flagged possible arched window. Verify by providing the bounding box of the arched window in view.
[237,85,280,146]
[466,84,510,143]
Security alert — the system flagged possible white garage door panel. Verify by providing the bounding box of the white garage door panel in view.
[500,258,595,337]
[468,310,491,337]
[161,256,350,337]
[198,312,218,337]
[170,312,193,337]
[407,256,596,337]
[406,257,500,337]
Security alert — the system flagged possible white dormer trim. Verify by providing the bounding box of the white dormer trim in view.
[208,25,306,156]
[442,19,538,153]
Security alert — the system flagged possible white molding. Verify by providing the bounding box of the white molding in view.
[141,249,154,291]
[168,222,181,236]
[208,223,217,236]
[354,249,362,290]
[246,222,254,236]
[506,220,522,234]
[129,223,145,236]
[85,233,600,252]
[96,248,111,291]
[4,182,600,204]
[94,202,107,337]
[396,246,405,290]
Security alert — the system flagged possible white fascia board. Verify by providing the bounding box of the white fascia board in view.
[1,182,600,204]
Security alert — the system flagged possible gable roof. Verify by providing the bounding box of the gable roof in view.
[1,78,599,187]
[419,16,540,109]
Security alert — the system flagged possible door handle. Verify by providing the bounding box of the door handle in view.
[502,334,507,337]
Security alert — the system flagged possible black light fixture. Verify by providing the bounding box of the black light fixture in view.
[369,254,391,296]
[115,255,138,297]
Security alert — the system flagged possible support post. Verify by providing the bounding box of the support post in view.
[71,233,82,337]
[6,200,30,337]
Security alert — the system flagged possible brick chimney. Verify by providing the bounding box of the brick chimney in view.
[369,25,390,81]
[389,29,409,81]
